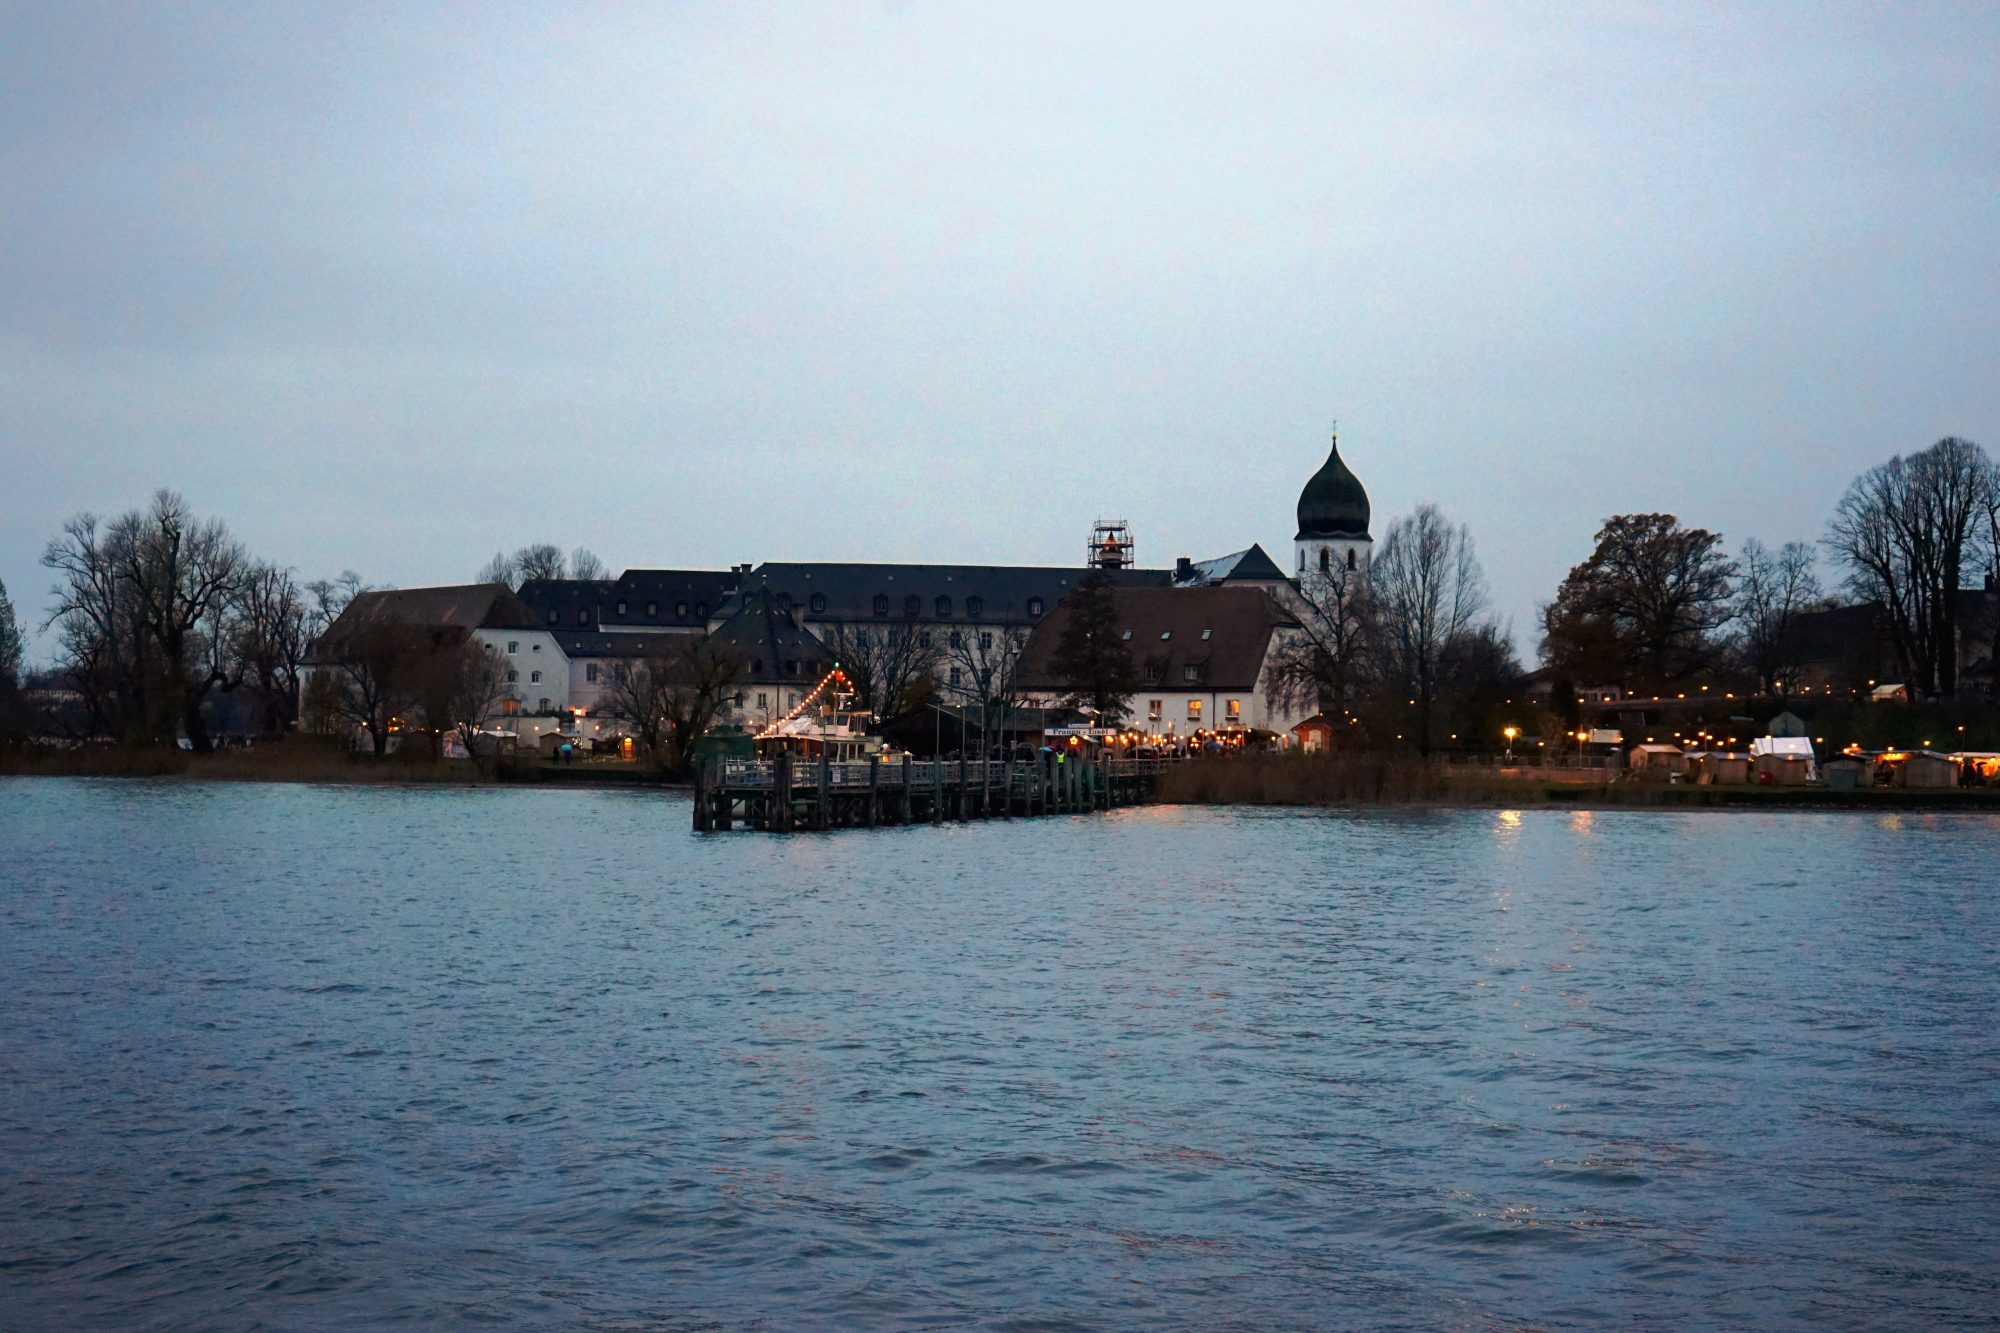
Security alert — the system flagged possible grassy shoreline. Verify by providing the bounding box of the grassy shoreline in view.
[5,746,1995,811]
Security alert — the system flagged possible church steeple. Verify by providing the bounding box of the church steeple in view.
[1294,430,1371,541]
[1293,428,1373,579]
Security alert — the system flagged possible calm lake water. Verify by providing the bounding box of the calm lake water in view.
[1,779,1997,1330]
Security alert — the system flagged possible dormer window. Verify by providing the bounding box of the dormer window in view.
[873,594,890,617]
[577,609,589,625]
[935,595,952,617]
[616,601,627,616]
[809,593,827,614]
[776,593,793,612]
[647,601,658,616]
[675,602,687,617]
[904,594,921,618]
[695,603,707,618]
[1027,597,1044,617]
[1160,630,1172,641]
[965,596,983,618]
[547,610,558,625]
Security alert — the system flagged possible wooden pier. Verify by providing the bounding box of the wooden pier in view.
[692,753,1172,832]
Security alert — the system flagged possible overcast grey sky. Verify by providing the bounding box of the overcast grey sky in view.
[4,2,1995,662]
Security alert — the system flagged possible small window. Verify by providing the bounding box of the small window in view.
[500,698,520,715]
[547,610,558,624]
[966,596,983,617]
[531,643,541,652]
[1027,597,1044,617]
[777,593,793,612]
[1182,664,1198,682]
[1227,699,1241,720]
[648,601,659,616]
[1160,630,1172,641]
[904,594,922,618]
[1187,699,1203,721]
[733,692,745,707]
[979,632,993,650]
[586,664,599,682]
[918,632,933,649]
[949,630,962,648]
[507,669,519,683]
[1347,548,1358,570]
[539,697,551,712]
[874,594,890,617]
[786,660,799,676]
[695,603,707,618]
[1319,548,1331,572]
[757,692,769,710]
[1201,629,1212,640]
[1147,699,1162,721]
[809,593,827,614]
[1121,630,1132,640]
[1143,661,1163,683]
[506,641,519,654]
[752,659,763,675]
[531,670,542,683]
[616,601,627,616]
[935,595,952,618]
[675,602,687,617]
[948,667,962,686]
[577,609,589,625]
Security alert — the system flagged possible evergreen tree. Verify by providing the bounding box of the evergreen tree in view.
[1049,569,1138,725]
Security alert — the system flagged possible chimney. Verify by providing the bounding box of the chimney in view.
[1174,556,1193,582]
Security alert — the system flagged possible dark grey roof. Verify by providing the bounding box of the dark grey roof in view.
[556,630,698,659]
[310,584,537,660]
[1297,432,1370,540]
[601,569,740,630]
[1178,543,1288,586]
[739,562,1172,627]
[1019,586,1298,692]
[517,578,617,631]
[706,589,834,686]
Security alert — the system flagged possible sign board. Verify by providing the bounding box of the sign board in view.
[1046,726,1119,737]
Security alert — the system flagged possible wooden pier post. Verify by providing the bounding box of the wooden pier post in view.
[867,755,880,827]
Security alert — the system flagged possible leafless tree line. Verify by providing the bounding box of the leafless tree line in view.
[41,491,367,749]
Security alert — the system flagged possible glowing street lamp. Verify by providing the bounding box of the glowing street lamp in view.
[1502,725,1518,761]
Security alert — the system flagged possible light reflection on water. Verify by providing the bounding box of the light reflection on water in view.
[1,779,1997,1330]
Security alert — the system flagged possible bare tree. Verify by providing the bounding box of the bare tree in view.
[1371,504,1488,756]
[319,617,436,756]
[1826,437,1996,698]
[940,622,1030,752]
[0,576,22,735]
[234,564,310,733]
[1267,563,1373,717]
[476,544,605,589]
[600,636,741,772]
[817,617,942,720]
[42,492,249,750]
[414,637,509,756]
[1733,539,1822,699]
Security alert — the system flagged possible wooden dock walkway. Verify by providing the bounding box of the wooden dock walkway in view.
[692,753,1173,831]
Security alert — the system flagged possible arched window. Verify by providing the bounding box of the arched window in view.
[935,595,952,618]
[507,669,519,683]
[530,670,542,683]
[873,594,890,617]
[1319,547,1331,572]
[1347,548,1358,570]
[965,595,983,618]
[904,593,921,618]
[809,593,827,614]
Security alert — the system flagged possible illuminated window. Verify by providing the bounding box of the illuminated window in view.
[1122,630,1132,640]
[1201,629,1212,640]
[1160,631,1171,640]
[757,692,769,710]
[1187,699,1203,721]
[1148,699,1162,721]
[500,698,520,715]
[1226,699,1241,720]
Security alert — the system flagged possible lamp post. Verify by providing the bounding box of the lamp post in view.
[1503,725,1518,762]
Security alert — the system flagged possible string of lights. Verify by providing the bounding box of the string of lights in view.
[754,666,853,740]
